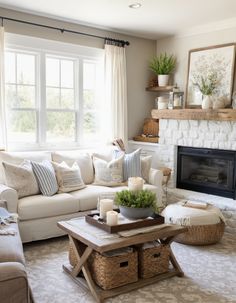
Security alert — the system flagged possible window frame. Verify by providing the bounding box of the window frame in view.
[5,33,104,151]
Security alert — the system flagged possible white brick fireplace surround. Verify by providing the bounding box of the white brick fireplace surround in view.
[157,119,236,234]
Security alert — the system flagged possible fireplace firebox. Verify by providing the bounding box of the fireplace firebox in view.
[177,146,236,199]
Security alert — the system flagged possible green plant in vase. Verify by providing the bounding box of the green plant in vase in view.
[114,189,158,219]
[149,53,176,86]
[193,71,219,109]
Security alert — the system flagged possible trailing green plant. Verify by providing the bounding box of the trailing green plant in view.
[149,53,176,75]
[114,189,157,210]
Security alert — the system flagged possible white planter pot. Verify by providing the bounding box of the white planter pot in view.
[158,74,169,87]
[202,95,213,109]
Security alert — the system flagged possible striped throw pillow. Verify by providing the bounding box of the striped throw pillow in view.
[114,148,142,181]
[31,160,58,196]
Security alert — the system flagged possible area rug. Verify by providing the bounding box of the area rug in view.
[24,233,236,303]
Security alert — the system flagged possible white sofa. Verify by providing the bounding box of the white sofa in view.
[0,147,163,243]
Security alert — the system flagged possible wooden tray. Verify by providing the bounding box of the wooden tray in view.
[85,212,164,233]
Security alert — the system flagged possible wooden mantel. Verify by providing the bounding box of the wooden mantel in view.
[151,108,236,121]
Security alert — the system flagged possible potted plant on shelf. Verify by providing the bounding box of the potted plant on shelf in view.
[193,71,220,109]
[114,189,157,219]
[149,53,176,87]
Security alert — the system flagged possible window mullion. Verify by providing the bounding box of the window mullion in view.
[77,59,84,145]
[59,59,62,109]
[39,52,46,145]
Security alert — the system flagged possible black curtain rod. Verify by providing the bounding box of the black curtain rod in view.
[0,15,130,46]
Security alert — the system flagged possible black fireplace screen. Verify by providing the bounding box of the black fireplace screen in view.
[177,146,236,199]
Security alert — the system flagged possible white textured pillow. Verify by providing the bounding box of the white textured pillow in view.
[2,160,40,198]
[52,161,86,193]
[93,155,124,186]
[141,155,152,182]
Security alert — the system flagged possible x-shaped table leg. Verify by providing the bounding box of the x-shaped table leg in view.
[65,235,102,302]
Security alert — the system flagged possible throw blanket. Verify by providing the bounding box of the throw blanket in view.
[0,207,18,236]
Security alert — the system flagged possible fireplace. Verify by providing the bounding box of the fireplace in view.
[177,146,236,199]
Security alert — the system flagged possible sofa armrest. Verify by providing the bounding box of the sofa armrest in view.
[0,184,18,213]
[148,168,163,207]
[0,262,32,303]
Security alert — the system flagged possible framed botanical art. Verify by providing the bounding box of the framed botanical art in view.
[186,43,236,108]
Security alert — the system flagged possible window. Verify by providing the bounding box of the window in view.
[4,34,104,150]
[5,51,37,144]
[46,56,76,143]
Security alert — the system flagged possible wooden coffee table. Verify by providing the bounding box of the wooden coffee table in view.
[58,217,187,303]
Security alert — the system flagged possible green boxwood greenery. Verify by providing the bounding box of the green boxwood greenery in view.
[115,189,157,209]
[149,53,176,75]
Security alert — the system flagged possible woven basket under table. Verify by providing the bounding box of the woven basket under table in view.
[174,221,225,245]
[138,244,170,279]
[69,243,138,290]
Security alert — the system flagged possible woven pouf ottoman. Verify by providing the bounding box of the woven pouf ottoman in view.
[161,202,225,245]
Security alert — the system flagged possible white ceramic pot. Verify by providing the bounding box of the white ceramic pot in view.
[158,74,169,87]
[202,95,213,109]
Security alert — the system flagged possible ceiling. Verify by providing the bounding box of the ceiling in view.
[0,0,236,39]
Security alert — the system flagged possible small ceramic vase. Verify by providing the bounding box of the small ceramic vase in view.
[202,95,213,109]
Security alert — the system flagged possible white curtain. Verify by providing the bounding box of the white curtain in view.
[104,43,128,148]
[0,27,6,150]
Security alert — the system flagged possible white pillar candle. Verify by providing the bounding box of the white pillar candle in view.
[128,177,144,191]
[99,199,113,219]
[106,210,118,226]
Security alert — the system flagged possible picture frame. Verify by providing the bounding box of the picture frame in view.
[185,43,236,108]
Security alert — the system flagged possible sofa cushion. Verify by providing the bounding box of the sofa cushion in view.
[2,160,40,198]
[70,185,117,211]
[52,151,94,184]
[18,193,79,220]
[31,160,58,196]
[107,183,158,194]
[0,223,25,264]
[52,161,86,193]
[70,184,158,212]
[93,155,124,186]
[0,151,52,184]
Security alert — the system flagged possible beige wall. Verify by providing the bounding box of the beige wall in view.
[0,7,156,140]
[156,27,236,104]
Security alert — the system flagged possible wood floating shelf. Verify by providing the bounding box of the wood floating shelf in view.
[146,86,174,92]
[151,108,236,121]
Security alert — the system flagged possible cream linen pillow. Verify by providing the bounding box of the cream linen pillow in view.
[2,160,40,198]
[52,161,86,193]
[51,151,93,184]
[93,155,124,186]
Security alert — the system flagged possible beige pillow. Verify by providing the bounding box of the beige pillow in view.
[51,151,93,184]
[141,155,152,182]
[2,160,40,198]
[93,155,124,186]
[52,161,86,193]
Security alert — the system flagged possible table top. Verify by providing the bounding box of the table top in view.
[58,217,187,253]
